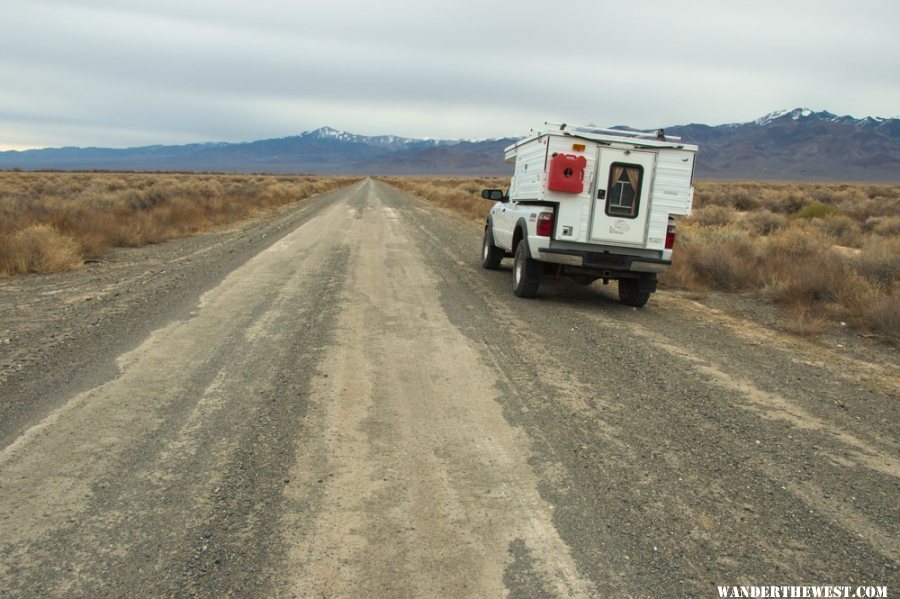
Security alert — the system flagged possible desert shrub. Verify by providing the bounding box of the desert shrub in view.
[838,189,900,222]
[865,186,900,200]
[0,224,82,275]
[859,283,900,341]
[665,226,762,290]
[865,216,900,236]
[764,254,849,304]
[689,205,734,227]
[754,187,783,211]
[763,227,843,303]
[691,183,725,209]
[856,237,900,285]
[813,215,862,247]
[744,210,788,235]
[780,190,809,214]
[810,187,846,205]
[822,185,872,203]
[794,202,844,220]
[731,188,759,211]
[779,304,830,337]
[693,182,761,210]
[764,226,832,260]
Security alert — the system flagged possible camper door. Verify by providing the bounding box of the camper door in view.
[589,148,655,246]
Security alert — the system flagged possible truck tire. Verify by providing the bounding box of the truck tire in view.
[512,241,541,298]
[481,226,503,270]
[618,279,651,307]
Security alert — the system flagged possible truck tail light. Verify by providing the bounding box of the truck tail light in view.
[537,212,554,237]
[665,217,676,249]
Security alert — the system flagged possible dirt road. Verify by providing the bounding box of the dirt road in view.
[1,180,897,597]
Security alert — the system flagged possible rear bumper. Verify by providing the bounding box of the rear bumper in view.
[538,247,671,273]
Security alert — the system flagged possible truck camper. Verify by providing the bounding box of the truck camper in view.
[482,123,698,306]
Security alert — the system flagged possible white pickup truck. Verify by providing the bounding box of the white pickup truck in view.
[481,123,698,306]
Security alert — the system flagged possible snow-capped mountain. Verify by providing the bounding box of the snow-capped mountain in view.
[301,126,426,147]
[663,108,899,181]
[1,110,897,180]
[752,107,894,127]
[754,108,814,125]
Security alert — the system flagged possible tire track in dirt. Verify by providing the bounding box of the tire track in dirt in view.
[277,183,595,598]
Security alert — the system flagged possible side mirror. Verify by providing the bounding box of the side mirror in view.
[481,189,506,202]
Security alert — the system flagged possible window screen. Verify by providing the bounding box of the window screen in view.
[606,163,643,218]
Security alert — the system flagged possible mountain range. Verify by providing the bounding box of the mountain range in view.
[660,109,899,182]
[1,109,898,181]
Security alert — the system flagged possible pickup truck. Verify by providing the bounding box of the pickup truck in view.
[481,123,698,307]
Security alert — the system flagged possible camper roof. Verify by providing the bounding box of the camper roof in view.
[504,123,699,158]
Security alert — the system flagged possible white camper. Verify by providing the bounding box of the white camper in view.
[481,123,698,305]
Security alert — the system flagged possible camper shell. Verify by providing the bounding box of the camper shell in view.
[481,123,698,305]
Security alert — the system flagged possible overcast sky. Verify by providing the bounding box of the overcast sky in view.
[2,0,898,150]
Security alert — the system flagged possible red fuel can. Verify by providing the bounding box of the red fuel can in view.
[547,153,586,193]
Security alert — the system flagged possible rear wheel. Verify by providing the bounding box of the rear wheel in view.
[618,279,651,307]
[481,226,503,270]
[512,242,542,298]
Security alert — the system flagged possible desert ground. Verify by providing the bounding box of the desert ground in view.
[0,176,897,597]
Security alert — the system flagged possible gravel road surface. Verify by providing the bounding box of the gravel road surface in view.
[1,179,897,597]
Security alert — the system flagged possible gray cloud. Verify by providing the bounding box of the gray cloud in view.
[2,0,899,149]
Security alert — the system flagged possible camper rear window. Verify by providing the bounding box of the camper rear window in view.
[606,163,643,218]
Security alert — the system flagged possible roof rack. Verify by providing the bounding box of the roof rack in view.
[542,122,682,142]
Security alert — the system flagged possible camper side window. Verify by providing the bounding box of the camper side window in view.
[606,163,643,218]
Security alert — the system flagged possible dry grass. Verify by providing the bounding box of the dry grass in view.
[385,176,900,344]
[0,172,358,276]
[378,176,507,222]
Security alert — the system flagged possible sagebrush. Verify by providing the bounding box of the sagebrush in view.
[378,177,507,222]
[0,172,358,276]
[667,182,900,342]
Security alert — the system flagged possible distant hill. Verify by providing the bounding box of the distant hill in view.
[1,110,898,181]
